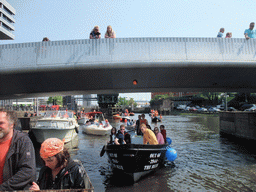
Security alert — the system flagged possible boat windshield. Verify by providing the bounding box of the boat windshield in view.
[58,111,73,118]
[36,120,70,128]
[43,111,73,118]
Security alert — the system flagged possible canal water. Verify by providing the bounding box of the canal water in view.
[33,113,256,192]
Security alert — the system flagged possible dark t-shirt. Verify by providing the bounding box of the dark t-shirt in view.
[90,31,101,38]
[116,131,131,144]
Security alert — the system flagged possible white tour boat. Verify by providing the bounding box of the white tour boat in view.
[30,111,79,143]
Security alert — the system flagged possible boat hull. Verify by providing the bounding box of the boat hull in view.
[151,117,161,122]
[31,128,77,143]
[77,117,89,125]
[82,124,112,136]
[105,143,168,182]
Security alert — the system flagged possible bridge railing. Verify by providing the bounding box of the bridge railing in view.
[1,37,256,72]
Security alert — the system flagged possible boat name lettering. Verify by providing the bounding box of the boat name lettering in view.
[116,165,123,170]
[144,163,159,170]
[109,153,117,158]
[150,153,161,158]
[144,165,151,170]
[123,154,134,157]
[112,159,119,164]
[149,159,158,164]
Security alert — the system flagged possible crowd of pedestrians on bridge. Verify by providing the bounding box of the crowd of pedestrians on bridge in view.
[42,22,256,42]
[217,22,256,39]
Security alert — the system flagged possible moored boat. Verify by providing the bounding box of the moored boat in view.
[30,111,79,143]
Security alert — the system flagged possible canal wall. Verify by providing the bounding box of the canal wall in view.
[220,112,256,140]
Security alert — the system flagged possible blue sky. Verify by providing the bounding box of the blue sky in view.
[2,0,256,101]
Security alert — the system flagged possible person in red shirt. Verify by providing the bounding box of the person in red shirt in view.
[0,109,36,191]
[160,125,167,143]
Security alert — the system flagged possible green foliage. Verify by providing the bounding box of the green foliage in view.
[117,97,137,107]
[150,92,236,106]
[47,96,63,105]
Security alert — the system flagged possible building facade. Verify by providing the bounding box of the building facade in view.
[0,0,15,40]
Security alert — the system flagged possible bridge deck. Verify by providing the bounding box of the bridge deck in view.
[0,37,256,99]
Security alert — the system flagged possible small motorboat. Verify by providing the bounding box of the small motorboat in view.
[30,111,79,143]
[81,112,112,135]
[151,116,161,122]
[129,112,135,116]
[82,122,112,136]
[78,111,102,125]
[113,114,122,120]
[120,116,131,122]
[102,134,176,182]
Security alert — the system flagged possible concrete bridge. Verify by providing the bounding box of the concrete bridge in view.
[1,37,256,99]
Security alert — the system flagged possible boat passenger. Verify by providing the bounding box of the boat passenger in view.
[29,138,89,190]
[146,124,152,130]
[104,119,109,127]
[153,127,165,144]
[0,109,36,191]
[108,127,117,144]
[89,116,94,123]
[136,115,142,135]
[127,119,133,126]
[64,113,69,118]
[160,125,167,143]
[140,114,148,126]
[115,124,131,145]
[140,124,158,145]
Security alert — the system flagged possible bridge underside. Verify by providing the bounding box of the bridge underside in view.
[1,64,256,99]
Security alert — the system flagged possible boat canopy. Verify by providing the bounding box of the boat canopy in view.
[85,112,102,117]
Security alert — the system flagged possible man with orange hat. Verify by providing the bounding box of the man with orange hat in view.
[0,109,36,191]
[29,138,90,190]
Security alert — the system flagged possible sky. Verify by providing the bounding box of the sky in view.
[2,0,256,101]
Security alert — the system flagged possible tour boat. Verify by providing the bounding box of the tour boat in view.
[102,135,170,182]
[30,111,79,143]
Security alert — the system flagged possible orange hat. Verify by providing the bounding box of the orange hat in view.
[40,138,64,159]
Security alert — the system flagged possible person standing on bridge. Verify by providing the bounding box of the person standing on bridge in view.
[217,28,225,38]
[90,26,101,39]
[0,109,36,191]
[244,22,256,40]
[105,25,116,38]
[42,37,50,41]
[225,32,232,38]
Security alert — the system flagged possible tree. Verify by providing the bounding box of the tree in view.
[47,96,63,105]
[117,97,137,107]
